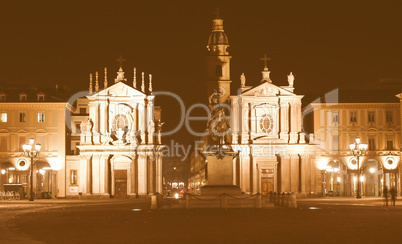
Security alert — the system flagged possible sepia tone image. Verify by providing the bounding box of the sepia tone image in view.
[0,1,402,243]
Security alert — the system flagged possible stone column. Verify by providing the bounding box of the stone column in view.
[240,149,251,194]
[289,102,298,143]
[148,154,154,195]
[91,154,100,195]
[241,102,249,144]
[280,102,289,142]
[252,158,258,194]
[231,97,239,144]
[281,155,291,193]
[300,156,306,194]
[147,96,155,144]
[137,153,147,196]
[155,153,163,194]
[290,154,299,193]
[85,155,92,195]
[130,154,137,197]
[138,103,146,144]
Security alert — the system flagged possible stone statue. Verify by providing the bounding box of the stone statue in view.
[207,107,231,145]
[287,72,294,87]
[240,73,246,87]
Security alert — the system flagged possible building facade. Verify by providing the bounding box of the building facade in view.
[0,86,66,199]
[310,102,401,196]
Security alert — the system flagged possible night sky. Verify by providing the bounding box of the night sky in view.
[1,1,401,145]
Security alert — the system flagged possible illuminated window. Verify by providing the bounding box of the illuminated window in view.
[70,170,77,185]
[259,114,273,134]
[112,114,128,131]
[0,113,7,122]
[19,112,26,123]
[38,113,45,122]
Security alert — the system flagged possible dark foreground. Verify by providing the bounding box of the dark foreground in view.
[1,197,402,244]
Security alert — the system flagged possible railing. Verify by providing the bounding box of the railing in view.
[0,191,20,200]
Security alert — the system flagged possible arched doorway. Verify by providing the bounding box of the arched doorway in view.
[324,160,348,197]
[361,159,382,197]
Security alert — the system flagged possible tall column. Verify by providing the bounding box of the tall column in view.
[300,156,307,194]
[137,153,147,196]
[231,97,239,144]
[130,155,137,197]
[289,102,298,143]
[92,155,100,195]
[290,154,299,193]
[241,102,249,144]
[147,96,155,144]
[310,155,317,195]
[155,154,162,194]
[252,159,258,194]
[104,155,110,195]
[139,103,146,144]
[240,149,250,194]
[281,155,291,192]
[85,155,92,195]
[280,102,290,142]
[148,154,154,195]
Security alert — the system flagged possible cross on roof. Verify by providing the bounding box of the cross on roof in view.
[115,55,126,68]
[260,53,271,68]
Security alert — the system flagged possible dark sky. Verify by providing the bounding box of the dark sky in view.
[1,1,401,145]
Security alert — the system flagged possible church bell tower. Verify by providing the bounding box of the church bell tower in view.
[206,11,232,104]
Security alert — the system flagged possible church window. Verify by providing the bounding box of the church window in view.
[259,114,273,134]
[215,65,222,78]
[112,114,128,131]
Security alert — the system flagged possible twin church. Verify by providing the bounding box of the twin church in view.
[0,13,400,199]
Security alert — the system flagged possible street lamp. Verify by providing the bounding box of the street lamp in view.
[23,138,41,201]
[349,137,367,199]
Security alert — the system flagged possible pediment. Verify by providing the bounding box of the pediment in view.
[241,82,295,97]
[88,82,146,99]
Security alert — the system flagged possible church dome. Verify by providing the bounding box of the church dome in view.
[208,31,229,45]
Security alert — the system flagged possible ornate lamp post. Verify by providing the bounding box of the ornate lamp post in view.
[349,137,367,199]
[23,138,41,201]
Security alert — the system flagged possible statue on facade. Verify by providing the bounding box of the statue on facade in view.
[287,72,294,87]
[240,72,246,87]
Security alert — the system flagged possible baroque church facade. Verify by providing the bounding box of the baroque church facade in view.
[190,15,321,197]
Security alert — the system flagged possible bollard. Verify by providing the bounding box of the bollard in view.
[280,192,285,207]
[151,195,158,210]
[285,193,291,208]
[291,193,297,208]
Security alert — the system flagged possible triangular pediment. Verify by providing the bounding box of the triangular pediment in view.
[242,82,295,97]
[88,82,146,99]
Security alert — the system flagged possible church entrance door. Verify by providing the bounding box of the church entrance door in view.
[114,170,127,198]
[261,169,275,196]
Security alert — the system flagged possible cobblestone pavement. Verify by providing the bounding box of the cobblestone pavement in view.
[1,197,401,243]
